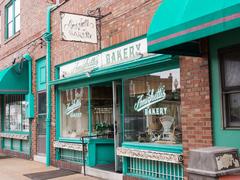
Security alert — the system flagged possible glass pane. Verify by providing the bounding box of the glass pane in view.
[226,93,240,127]
[124,68,181,144]
[8,22,13,37]
[22,101,29,132]
[4,95,27,132]
[15,0,20,16]
[60,88,89,138]
[37,114,46,135]
[9,101,21,131]
[223,51,240,87]
[91,86,113,138]
[7,4,13,23]
[15,15,20,32]
[4,104,10,131]
[38,92,46,114]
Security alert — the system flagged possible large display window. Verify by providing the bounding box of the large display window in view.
[60,87,88,138]
[4,95,29,132]
[124,68,181,144]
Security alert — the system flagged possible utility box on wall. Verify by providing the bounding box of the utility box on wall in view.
[25,93,34,119]
[187,147,240,180]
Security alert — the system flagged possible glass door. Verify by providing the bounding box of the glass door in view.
[113,80,123,172]
[37,92,46,155]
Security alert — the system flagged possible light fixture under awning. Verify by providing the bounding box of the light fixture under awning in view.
[147,0,240,56]
[0,61,29,94]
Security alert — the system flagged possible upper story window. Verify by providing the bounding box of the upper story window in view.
[6,0,20,39]
[219,45,240,128]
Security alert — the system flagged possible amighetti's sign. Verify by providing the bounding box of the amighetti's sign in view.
[59,38,148,79]
[61,12,97,43]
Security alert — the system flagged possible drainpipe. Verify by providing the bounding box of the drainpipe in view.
[23,53,34,157]
[43,5,56,166]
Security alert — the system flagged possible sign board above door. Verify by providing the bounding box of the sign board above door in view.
[61,12,97,43]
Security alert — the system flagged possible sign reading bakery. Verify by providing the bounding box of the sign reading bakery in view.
[59,38,148,79]
[61,12,97,43]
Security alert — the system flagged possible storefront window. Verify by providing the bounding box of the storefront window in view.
[60,87,88,138]
[4,95,29,132]
[124,69,181,144]
[91,86,113,137]
[219,45,240,128]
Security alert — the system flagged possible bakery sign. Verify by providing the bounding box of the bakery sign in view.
[59,38,148,79]
[61,12,97,43]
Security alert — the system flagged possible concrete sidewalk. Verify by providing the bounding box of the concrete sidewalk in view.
[0,155,99,180]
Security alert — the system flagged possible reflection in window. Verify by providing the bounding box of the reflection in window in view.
[60,88,88,138]
[219,46,240,127]
[4,95,29,132]
[124,69,181,144]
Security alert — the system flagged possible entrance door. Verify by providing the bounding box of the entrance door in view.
[37,92,46,155]
[113,81,123,172]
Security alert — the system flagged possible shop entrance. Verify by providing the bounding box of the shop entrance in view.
[91,80,122,172]
[37,92,46,156]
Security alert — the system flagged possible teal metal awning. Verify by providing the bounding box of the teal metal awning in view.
[147,0,240,56]
[0,61,29,94]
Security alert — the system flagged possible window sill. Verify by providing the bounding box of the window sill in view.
[4,31,20,44]
[122,141,183,154]
[0,132,29,140]
[58,137,89,143]
[53,141,86,151]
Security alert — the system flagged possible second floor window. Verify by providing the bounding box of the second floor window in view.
[6,0,20,39]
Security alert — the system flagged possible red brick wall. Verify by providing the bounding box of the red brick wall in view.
[0,0,52,158]
[180,56,213,177]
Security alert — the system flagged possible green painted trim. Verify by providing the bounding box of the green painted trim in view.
[5,0,18,39]
[122,157,128,175]
[147,1,240,53]
[209,29,240,152]
[53,55,177,87]
[121,80,125,142]
[88,86,92,135]
[36,57,47,91]
[55,34,146,68]
[122,142,183,154]
[1,96,4,149]
[44,5,57,166]
[55,88,60,140]
[1,131,29,135]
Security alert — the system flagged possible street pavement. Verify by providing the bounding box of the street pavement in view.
[0,155,99,180]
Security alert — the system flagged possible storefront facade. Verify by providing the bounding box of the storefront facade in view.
[51,36,184,179]
[0,0,54,162]
[147,0,240,178]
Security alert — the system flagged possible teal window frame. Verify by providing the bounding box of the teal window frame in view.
[57,85,90,143]
[2,94,29,133]
[5,0,20,39]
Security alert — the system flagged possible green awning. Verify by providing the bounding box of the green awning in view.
[0,61,29,94]
[147,0,240,56]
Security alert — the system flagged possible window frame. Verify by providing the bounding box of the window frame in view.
[5,0,20,40]
[59,86,90,140]
[218,44,240,129]
[3,94,29,133]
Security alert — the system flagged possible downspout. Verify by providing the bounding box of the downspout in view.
[43,5,56,166]
[23,53,34,156]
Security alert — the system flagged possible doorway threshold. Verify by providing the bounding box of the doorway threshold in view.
[85,166,123,180]
[34,155,46,164]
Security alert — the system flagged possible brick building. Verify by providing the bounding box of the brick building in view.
[0,0,240,180]
[0,0,56,161]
